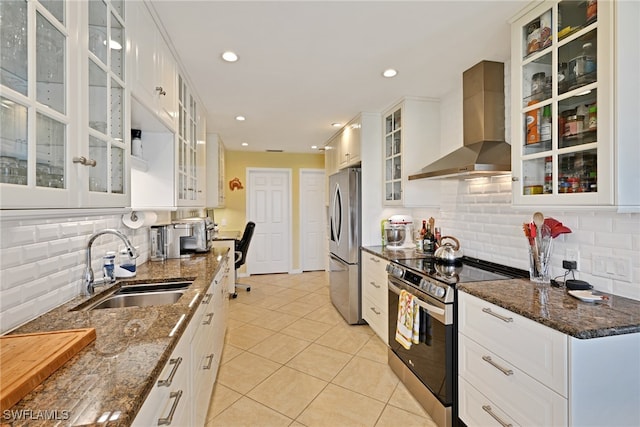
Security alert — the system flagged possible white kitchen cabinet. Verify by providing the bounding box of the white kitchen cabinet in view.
[130,75,206,210]
[337,116,361,169]
[206,133,226,208]
[176,73,204,206]
[128,0,176,132]
[133,321,191,426]
[324,136,338,178]
[361,251,388,344]
[510,0,640,210]
[382,97,440,207]
[0,0,130,209]
[192,256,229,426]
[458,291,640,427]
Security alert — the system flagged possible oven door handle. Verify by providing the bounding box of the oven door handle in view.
[388,281,446,317]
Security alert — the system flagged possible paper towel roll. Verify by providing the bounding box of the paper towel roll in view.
[122,211,157,229]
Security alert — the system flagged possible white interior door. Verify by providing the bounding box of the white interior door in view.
[246,168,291,274]
[300,169,326,271]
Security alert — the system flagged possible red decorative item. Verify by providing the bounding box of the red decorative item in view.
[229,177,244,191]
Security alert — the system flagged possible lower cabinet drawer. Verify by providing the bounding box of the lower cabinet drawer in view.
[459,334,567,426]
[458,292,567,395]
[459,377,519,427]
[363,295,388,344]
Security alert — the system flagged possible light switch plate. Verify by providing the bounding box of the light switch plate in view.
[592,255,632,282]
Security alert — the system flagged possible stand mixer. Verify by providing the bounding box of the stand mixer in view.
[384,215,414,249]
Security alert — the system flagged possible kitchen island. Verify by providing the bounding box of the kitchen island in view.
[2,248,230,426]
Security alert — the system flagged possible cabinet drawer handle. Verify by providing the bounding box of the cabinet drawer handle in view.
[369,257,380,263]
[203,354,214,370]
[370,307,381,315]
[158,390,183,425]
[202,293,213,304]
[482,355,514,376]
[155,86,167,96]
[157,357,182,387]
[203,313,214,325]
[482,307,513,323]
[482,405,512,427]
[72,156,97,167]
[369,281,381,289]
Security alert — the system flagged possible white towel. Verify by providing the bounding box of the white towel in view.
[395,290,420,350]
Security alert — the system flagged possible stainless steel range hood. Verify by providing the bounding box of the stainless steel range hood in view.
[409,61,511,180]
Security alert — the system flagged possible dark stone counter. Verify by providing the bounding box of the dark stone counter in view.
[4,249,229,426]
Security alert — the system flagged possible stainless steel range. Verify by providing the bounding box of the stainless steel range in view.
[386,256,526,427]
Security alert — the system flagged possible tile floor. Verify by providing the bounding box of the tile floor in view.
[205,271,438,427]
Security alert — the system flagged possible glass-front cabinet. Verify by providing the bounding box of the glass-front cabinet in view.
[0,0,128,208]
[383,108,402,204]
[511,0,617,206]
[176,74,202,206]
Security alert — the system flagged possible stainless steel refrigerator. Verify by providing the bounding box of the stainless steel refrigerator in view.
[328,167,363,324]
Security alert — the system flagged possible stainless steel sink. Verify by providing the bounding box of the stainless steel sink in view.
[87,290,186,310]
[115,281,193,295]
[78,280,193,310]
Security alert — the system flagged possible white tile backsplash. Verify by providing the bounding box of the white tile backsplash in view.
[0,213,149,334]
[411,176,640,301]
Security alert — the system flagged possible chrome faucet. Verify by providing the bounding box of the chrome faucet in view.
[84,229,138,295]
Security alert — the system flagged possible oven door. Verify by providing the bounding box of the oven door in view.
[388,275,454,406]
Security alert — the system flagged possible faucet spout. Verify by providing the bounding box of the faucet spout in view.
[84,229,138,295]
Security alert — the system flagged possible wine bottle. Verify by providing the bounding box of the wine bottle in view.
[423,224,435,254]
[420,220,427,238]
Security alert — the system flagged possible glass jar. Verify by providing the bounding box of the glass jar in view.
[531,72,546,101]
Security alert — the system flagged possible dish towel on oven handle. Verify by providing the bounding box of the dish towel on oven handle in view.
[395,289,420,350]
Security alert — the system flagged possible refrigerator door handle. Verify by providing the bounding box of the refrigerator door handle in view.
[331,183,342,244]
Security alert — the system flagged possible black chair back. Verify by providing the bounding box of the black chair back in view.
[235,222,255,269]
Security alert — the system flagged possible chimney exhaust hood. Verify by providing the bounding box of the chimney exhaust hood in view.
[409,61,511,180]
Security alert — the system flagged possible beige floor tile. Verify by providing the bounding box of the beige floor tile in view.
[216,351,281,394]
[387,381,430,418]
[219,343,244,365]
[275,299,318,317]
[280,318,333,342]
[228,303,273,323]
[247,310,300,332]
[374,404,437,427]
[304,303,348,325]
[356,334,388,364]
[332,356,399,402]
[315,323,373,354]
[227,317,246,330]
[225,323,275,350]
[276,288,308,301]
[206,383,242,420]
[286,343,353,381]
[247,366,328,419]
[250,295,291,310]
[249,333,311,364]
[296,383,385,427]
[207,396,293,427]
[304,292,331,309]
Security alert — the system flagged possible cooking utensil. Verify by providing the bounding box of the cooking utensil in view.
[532,212,545,271]
[434,236,463,264]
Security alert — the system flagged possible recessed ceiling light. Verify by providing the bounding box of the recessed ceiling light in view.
[235,115,246,121]
[331,123,342,128]
[241,142,249,147]
[222,51,239,62]
[311,145,318,149]
[382,68,398,78]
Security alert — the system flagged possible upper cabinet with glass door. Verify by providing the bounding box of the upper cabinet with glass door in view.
[1,0,73,207]
[0,0,129,209]
[511,0,639,209]
[85,0,128,207]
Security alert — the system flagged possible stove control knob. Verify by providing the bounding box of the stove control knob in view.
[434,286,446,298]
[419,278,429,290]
[387,265,403,278]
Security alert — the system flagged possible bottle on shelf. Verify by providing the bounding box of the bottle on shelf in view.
[526,102,540,145]
[540,105,552,142]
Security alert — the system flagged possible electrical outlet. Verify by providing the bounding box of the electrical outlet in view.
[593,255,632,282]
[565,248,580,270]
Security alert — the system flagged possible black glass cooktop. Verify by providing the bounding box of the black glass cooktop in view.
[393,256,528,285]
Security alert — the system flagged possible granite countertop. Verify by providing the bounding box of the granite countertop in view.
[362,245,429,261]
[459,279,640,339]
[213,230,240,240]
[4,249,229,427]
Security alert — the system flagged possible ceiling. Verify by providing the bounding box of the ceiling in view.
[150,0,528,153]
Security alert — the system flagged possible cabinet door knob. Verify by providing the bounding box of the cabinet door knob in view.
[511,176,519,182]
[73,156,97,167]
[155,86,167,96]
[157,357,182,387]
[158,390,183,425]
